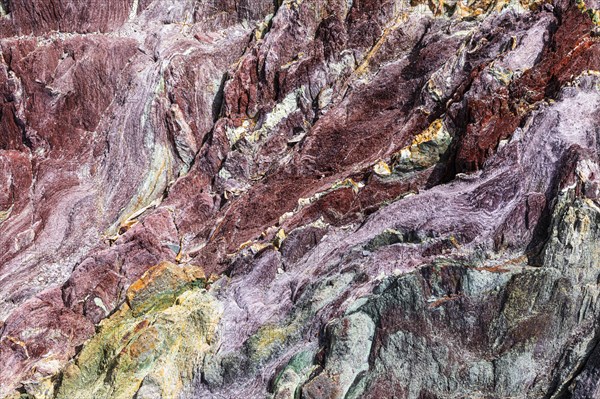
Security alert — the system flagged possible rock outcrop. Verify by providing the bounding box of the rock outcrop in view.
[0,0,600,398]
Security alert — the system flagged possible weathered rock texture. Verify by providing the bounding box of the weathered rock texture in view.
[1,0,600,398]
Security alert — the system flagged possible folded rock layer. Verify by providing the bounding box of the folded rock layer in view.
[0,0,600,398]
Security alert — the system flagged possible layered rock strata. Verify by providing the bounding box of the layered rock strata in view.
[0,0,600,398]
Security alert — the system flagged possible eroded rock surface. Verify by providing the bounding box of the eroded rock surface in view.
[1,0,600,398]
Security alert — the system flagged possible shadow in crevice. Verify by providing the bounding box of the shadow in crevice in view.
[547,335,600,399]
[525,146,588,266]
[211,73,228,123]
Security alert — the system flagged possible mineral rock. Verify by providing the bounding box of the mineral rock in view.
[1,0,600,398]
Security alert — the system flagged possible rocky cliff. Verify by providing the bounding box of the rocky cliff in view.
[1,0,600,398]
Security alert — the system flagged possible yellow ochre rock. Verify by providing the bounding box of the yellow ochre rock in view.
[392,119,452,172]
[373,160,392,176]
[55,262,221,399]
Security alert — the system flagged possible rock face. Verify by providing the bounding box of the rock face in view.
[1,0,600,398]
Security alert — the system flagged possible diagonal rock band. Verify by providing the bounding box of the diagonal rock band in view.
[0,0,600,398]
